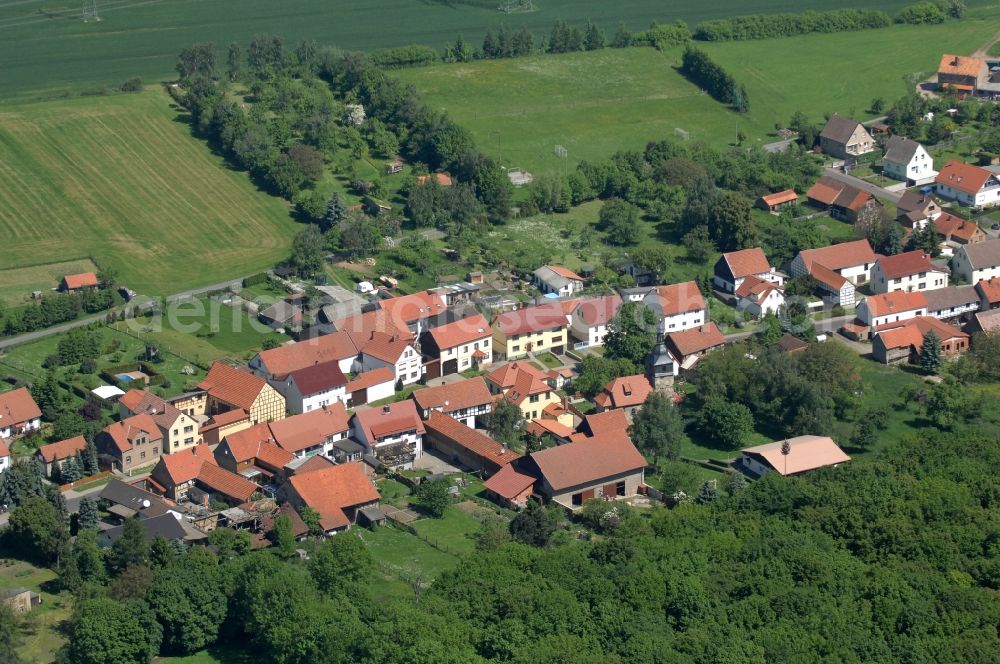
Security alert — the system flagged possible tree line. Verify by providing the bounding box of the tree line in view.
[2,289,116,338]
[692,8,892,41]
[680,46,749,113]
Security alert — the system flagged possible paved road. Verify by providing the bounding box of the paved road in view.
[0,276,251,352]
[822,167,903,205]
[763,138,795,154]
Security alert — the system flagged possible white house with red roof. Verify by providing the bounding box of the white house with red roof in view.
[791,239,878,287]
[734,276,785,318]
[740,435,849,478]
[935,160,1000,208]
[569,294,622,347]
[60,271,99,292]
[638,281,707,334]
[0,438,9,474]
[712,247,783,293]
[249,331,358,381]
[665,323,726,370]
[0,388,41,440]
[268,403,351,460]
[351,401,425,469]
[593,374,652,418]
[358,332,423,386]
[533,265,585,297]
[420,313,492,375]
[279,359,348,414]
[344,368,395,408]
[870,251,948,294]
[372,290,448,335]
[856,291,928,329]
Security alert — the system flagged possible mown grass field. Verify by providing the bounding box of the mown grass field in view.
[399,8,1000,176]
[0,258,99,306]
[0,89,299,296]
[0,0,947,102]
[0,558,72,662]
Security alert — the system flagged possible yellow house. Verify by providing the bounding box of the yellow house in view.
[492,302,571,361]
[198,362,286,425]
[118,390,202,454]
[485,362,573,426]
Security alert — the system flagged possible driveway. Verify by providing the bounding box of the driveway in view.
[823,167,903,204]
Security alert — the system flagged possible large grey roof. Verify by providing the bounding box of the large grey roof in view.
[820,114,864,145]
[883,135,923,166]
[922,286,979,312]
[960,239,1000,269]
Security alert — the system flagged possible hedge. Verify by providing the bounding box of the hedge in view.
[694,9,891,41]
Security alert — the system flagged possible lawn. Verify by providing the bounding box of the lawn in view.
[410,501,496,556]
[0,89,299,296]
[361,524,461,586]
[400,8,1000,177]
[0,559,73,662]
[0,0,948,102]
[0,258,100,306]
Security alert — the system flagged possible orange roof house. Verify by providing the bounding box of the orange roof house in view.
[937,54,986,93]
[411,377,493,422]
[872,316,969,364]
[483,463,538,509]
[665,323,726,368]
[96,413,163,473]
[280,462,380,532]
[214,423,293,478]
[936,160,998,197]
[267,403,351,458]
[423,411,520,475]
[856,291,928,327]
[425,314,492,352]
[0,388,41,438]
[60,272,99,291]
[741,435,850,477]
[494,302,569,337]
[199,362,285,425]
[934,212,986,246]
[151,443,259,504]
[529,435,647,507]
[36,436,87,476]
[416,173,453,187]
[249,332,358,379]
[757,189,798,212]
[593,374,652,412]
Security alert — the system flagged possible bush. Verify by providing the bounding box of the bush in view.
[896,2,946,24]
[368,44,439,68]
[119,78,143,92]
[632,20,691,49]
[680,46,749,112]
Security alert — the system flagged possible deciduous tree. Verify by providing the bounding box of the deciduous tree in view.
[629,392,686,466]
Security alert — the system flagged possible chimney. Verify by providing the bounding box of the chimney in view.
[382,404,391,414]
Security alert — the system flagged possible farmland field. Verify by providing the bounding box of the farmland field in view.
[0,89,299,296]
[0,0,987,102]
[399,8,1000,176]
[0,258,99,305]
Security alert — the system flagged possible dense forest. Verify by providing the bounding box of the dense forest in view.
[2,424,997,663]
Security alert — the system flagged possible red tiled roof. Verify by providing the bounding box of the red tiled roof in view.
[573,294,622,327]
[345,367,396,392]
[198,362,268,411]
[742,435,850,476]
[287,360,348,396]
[116,390,183,431]
[651,281,705,316]
[427,314,492,350]
[335,310,412,349]
[118,389,145,413]
[502,366,551,406]
[583,409,629,434]
[525,418,575,440]
[287,462,380,530]
[424,411,520,467]
[221,423,293,468]
[530,435,646,492]
[545,265,584,281]
[666,323,726,358]
[199,409,250,433]
[483,463,537,500]
[377,291,447,324]
[0,438,8,458]
[158,444,216,485]
[196,461,259,502]
[0,387,41,426]
[593,374,651,410]
[722,248,770,280]
[63,272,98,289]
[934,212,982,242]
[862,291,927,318]
[103,413,161,454]
[811,263,849,290]
[289,454,335,475]
[938,54,984,78]
[495,303,568,336]
[877,316,968,351]
[353,400,424,442]
[411,377,493,415]
[936,160,994,196]
[807,180,842,206]
[734,275,782,300]
[37,436,87,463]
[760,190,797,206]
[360,331,415,364]
[976,277,1000,304]
[254,332,357,377]
[798,239,877,272]
[268,403,350,454]
[485,361,547,391]
[876,251,944,280]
